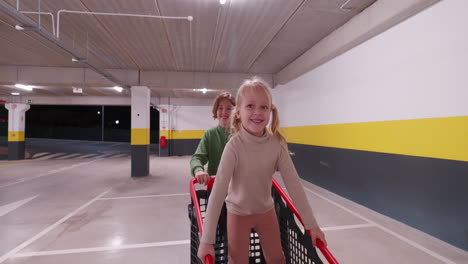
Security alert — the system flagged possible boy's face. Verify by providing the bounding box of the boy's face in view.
[217,99,234,127]
[236,88,271,136]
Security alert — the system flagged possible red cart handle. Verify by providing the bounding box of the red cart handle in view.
[190,178,214,264]
[204,254,214,264]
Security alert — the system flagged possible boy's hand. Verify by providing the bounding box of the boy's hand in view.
[308,227,327,247]
[195,171,211,185]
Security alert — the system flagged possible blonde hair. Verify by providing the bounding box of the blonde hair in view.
[231,78,286,145]
[212,92,235,119]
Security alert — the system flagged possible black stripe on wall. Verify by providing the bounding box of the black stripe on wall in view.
[168,139,200,156]
[288,143,468,250]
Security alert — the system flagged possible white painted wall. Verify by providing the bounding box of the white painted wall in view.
[273,0,468,127]
[170,105,217,131]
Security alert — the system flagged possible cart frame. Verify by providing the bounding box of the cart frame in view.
[189,177,339,264]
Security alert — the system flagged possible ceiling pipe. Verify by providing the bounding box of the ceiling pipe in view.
[16,1,55,36]
[0,0,131,89]
[20,11,55,36]
[56,9,193,39]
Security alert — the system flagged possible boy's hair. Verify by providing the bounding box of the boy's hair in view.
[212,92,235,119]
[231,77,286,145]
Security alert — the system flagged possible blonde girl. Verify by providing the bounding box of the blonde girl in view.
[198,78,326,264]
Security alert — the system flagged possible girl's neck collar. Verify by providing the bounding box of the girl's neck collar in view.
[240,126,269,141]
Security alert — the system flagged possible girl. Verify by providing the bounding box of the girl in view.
[197,78,326,264]
[190,92,235,185]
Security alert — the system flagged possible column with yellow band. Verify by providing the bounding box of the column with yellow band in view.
[5,103,30,160]
[131,86,150,177]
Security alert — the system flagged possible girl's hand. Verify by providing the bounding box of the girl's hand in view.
[197,242,215,264]
[308,227,327,247]
[195,171,211,185]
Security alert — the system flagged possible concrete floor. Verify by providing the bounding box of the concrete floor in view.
[0,150,467,263]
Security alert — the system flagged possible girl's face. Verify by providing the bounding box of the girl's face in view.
[217,99,234,127]
[236,88,271,136]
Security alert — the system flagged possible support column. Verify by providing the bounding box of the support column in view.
[5,103,30,160]
[131,86,150,177]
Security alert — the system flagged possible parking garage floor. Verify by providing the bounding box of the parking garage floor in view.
[0,139,466,264]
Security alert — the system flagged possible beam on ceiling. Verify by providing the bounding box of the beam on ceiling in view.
[0,65,274,90]
[0,0,131,89]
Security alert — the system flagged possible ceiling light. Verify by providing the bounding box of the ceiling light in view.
[113,86,123,92]
[201,88,207,94]
[72,57,87,63]
[220,0,226,5]
[73,87,83,94]
[15,24,37,31]
[15,84,34,91]
[11,92,20,96]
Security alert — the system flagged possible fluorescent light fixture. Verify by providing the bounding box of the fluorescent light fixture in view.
[72,57,87,63]
[193,88,209,94]
[11,92,20,96]
[73,87,83,94]
[220,0,226,5]
[15,84,34,91]
[15,24,37,31]
[113,86,123,92]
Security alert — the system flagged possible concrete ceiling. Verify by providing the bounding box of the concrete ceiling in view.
[0,0,438,101]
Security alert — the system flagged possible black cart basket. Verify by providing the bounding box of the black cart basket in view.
[188,178,338,264]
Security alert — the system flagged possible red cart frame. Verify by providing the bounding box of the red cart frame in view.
[188,177,339,264]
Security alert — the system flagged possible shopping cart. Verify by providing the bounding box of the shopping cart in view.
[188,177,339,264]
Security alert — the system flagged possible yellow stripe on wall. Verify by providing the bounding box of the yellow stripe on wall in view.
[8,131,25,142]
[160,130,205,140]
[281,116,468,162]
[131,129,149,145]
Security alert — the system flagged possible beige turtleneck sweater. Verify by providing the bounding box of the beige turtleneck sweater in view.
[200,128,318,244]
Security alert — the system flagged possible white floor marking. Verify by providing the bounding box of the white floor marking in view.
[322,223,375,231]
[0,159,101,189]
[0,195,38,217]
[99,193,189,200]
[31,152,49,159]
[56,153,82,160]
[79,153,98,159]
[12,240,190,257]
[36,152,66,160]
[304,187,456,264]
[0,189,111,263]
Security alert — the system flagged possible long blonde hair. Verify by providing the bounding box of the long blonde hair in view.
[231,78,286,145]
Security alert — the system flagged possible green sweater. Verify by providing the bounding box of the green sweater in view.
[190,126,229,177]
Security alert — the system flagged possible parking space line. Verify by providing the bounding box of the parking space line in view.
[12,240,190,258]
[304,187,456,264]
[322,223,375,231]
[0,159,101,189]
[0,189,111,263]
[98,193,189,200]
